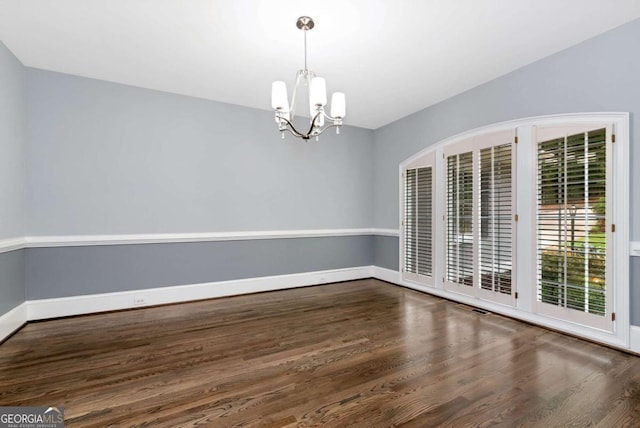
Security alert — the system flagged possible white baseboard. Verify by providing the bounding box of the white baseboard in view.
[6,265,638,354]
[371,266,631,352]
[0,303,28,342]
[630,326,640,353]
[27,266,374,321]
[373,266,402,284]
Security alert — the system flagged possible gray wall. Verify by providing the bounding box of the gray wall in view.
[26,236,373,299]
[373,235,399,271]
[0,250,25,315]
[633,258,640,325]
[0,42,26,239]
[0,41,26,316]
[372,18,640,324]
[25,69,374,235]
[22,69,375,301]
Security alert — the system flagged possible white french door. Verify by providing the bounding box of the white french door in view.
[402,152,436,286]
[534,124,614,331]
[444,130,516,306]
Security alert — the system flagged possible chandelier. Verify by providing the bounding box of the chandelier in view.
[271,16,346,141]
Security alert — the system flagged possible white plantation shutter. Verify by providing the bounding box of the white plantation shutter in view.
[404,169,417,274]
[416,168,433,276]
[403,165,434,282]
[444,130,515,305]
[446,151,474,286]
[536,126,611,329]
[479,143,513,296]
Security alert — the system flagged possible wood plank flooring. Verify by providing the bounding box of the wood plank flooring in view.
[1,279,640,427]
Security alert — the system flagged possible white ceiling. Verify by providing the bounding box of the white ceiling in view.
[1,0,639,129]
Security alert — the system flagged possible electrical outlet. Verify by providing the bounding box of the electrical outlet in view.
[133,297,147,306]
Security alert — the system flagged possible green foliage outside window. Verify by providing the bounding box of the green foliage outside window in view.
[540,241,606,315]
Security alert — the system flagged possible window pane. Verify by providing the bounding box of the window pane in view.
[416,167,433,276]
[404,169,417,273]
[404,166,433,278]
[447,152,473,286]
[479,144,512,295]
[537,129,607,316]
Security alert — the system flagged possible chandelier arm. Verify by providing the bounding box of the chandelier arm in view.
[277,116,307,138]
[310,112,342,137]
[282,126,305,139]
[277,114,339,140]
[305,111,322,136]
[321,110,341,122]
[313,123,340,137]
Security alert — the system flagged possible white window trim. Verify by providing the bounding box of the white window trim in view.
[399,112,630,350]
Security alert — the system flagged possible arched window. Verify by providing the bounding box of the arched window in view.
[400,113,629,347]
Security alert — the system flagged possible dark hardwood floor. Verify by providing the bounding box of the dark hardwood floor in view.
[1,279,639,427]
